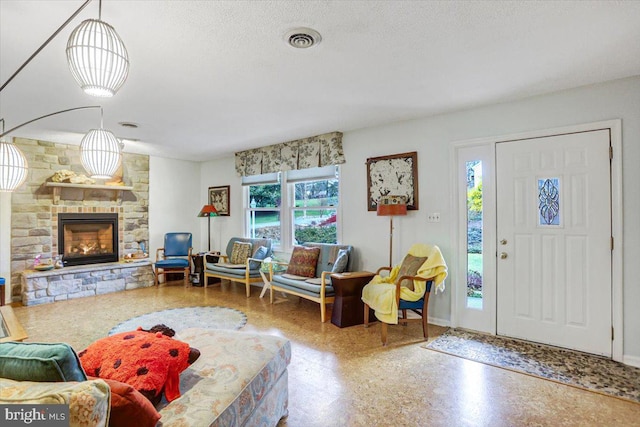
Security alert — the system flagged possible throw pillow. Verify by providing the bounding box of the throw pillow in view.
[79,328,196,404]
[0,342,87,382]
[0,378,110,426]
[230,241,253,265]
[90,377,161,427]
[249,245,269,270]
[330,249,349,273]
[286,246,321,278]
[397,254,428,291]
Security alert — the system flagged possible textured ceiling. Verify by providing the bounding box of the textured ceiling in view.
[1,1,640,161]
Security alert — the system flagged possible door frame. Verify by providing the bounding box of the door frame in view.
[450,119,623,362]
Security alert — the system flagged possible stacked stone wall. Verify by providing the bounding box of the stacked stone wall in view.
[21,261,153,306]
[9,138,150,304]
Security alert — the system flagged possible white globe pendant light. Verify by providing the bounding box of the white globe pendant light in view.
[0,0,130,190]
[81,127,122,179]
[0,138,28,192]
[66,1,129,98]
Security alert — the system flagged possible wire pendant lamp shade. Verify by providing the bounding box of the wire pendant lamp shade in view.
[66,18,129,97]
[0,138,28,192]
[80,128,122,179]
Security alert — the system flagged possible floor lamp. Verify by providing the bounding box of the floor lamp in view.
[198,204,218,252]
[376,196,408,267]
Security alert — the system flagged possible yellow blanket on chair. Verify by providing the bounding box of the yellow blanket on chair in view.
[361,243,448,324]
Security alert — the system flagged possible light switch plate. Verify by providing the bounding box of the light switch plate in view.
[427,213,441,222]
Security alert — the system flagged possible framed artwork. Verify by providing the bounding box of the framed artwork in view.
[208,185,230,216]
[366,151,419,211]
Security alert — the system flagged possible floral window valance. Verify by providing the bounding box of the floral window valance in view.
[235,131,345,177]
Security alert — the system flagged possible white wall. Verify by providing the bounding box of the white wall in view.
[148,156,202,256]
[199,157,243,254]
[194,76,640,360]
[342,76,640,359]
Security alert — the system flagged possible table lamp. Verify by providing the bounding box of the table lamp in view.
[376,195,408,267]
[198,204,218,252]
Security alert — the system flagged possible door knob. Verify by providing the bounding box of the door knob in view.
[500,252,508,259]
[500,239,507,245]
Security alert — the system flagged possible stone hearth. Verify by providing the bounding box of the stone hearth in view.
[22,261,153,306]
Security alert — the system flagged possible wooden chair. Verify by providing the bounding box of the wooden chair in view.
[364,265,436,346]
[154,232,192,286]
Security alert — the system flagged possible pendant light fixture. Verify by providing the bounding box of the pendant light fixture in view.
[0,120,28,192]
[80,108,123,179]
[0,1,131,191]
[0,107,122,186]
[66,0,129,97]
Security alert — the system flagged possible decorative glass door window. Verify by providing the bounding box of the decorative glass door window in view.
[538,178,560,226]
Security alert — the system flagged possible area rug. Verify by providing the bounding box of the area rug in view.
[425,329,640,403]
[109,306,247,335]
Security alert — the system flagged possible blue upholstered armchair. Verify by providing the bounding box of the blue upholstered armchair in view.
[154,232,193,286]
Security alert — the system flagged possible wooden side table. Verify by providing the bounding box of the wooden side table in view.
[330,271,375,328]
[191,253,220,287]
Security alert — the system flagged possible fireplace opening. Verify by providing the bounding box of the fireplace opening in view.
[58,213,118,266]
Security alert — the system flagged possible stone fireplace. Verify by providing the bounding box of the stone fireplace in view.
[9,137,152,305]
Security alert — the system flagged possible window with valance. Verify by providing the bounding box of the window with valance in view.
[238,131,344,250]
[235,131,345,177]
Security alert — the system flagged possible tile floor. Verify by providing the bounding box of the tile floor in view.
[11,281,640,426]
[427,329,640,403]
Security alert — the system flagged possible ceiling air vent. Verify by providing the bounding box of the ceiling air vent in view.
[285,28,322,49]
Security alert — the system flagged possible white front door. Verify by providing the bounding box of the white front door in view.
[496,130,612,356]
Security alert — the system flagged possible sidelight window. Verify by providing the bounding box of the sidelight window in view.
[466,161,483,309]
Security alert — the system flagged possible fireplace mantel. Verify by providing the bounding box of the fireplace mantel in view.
[45,182,134,205]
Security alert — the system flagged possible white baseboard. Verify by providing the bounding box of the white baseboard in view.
[428,316,450,328]
[623,354,640,368]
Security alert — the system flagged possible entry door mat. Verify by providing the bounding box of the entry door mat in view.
[425,329,640,403]
[109,306,247,336]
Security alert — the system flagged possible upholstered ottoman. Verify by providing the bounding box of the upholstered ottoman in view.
[157,328,291,427]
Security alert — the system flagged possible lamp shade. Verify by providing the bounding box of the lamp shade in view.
[376,195,408,216]
[80,128,123,179]
[66,19,129,97]
[198,204,218,217]
[377,203,407,216]
[0,138,28,192]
